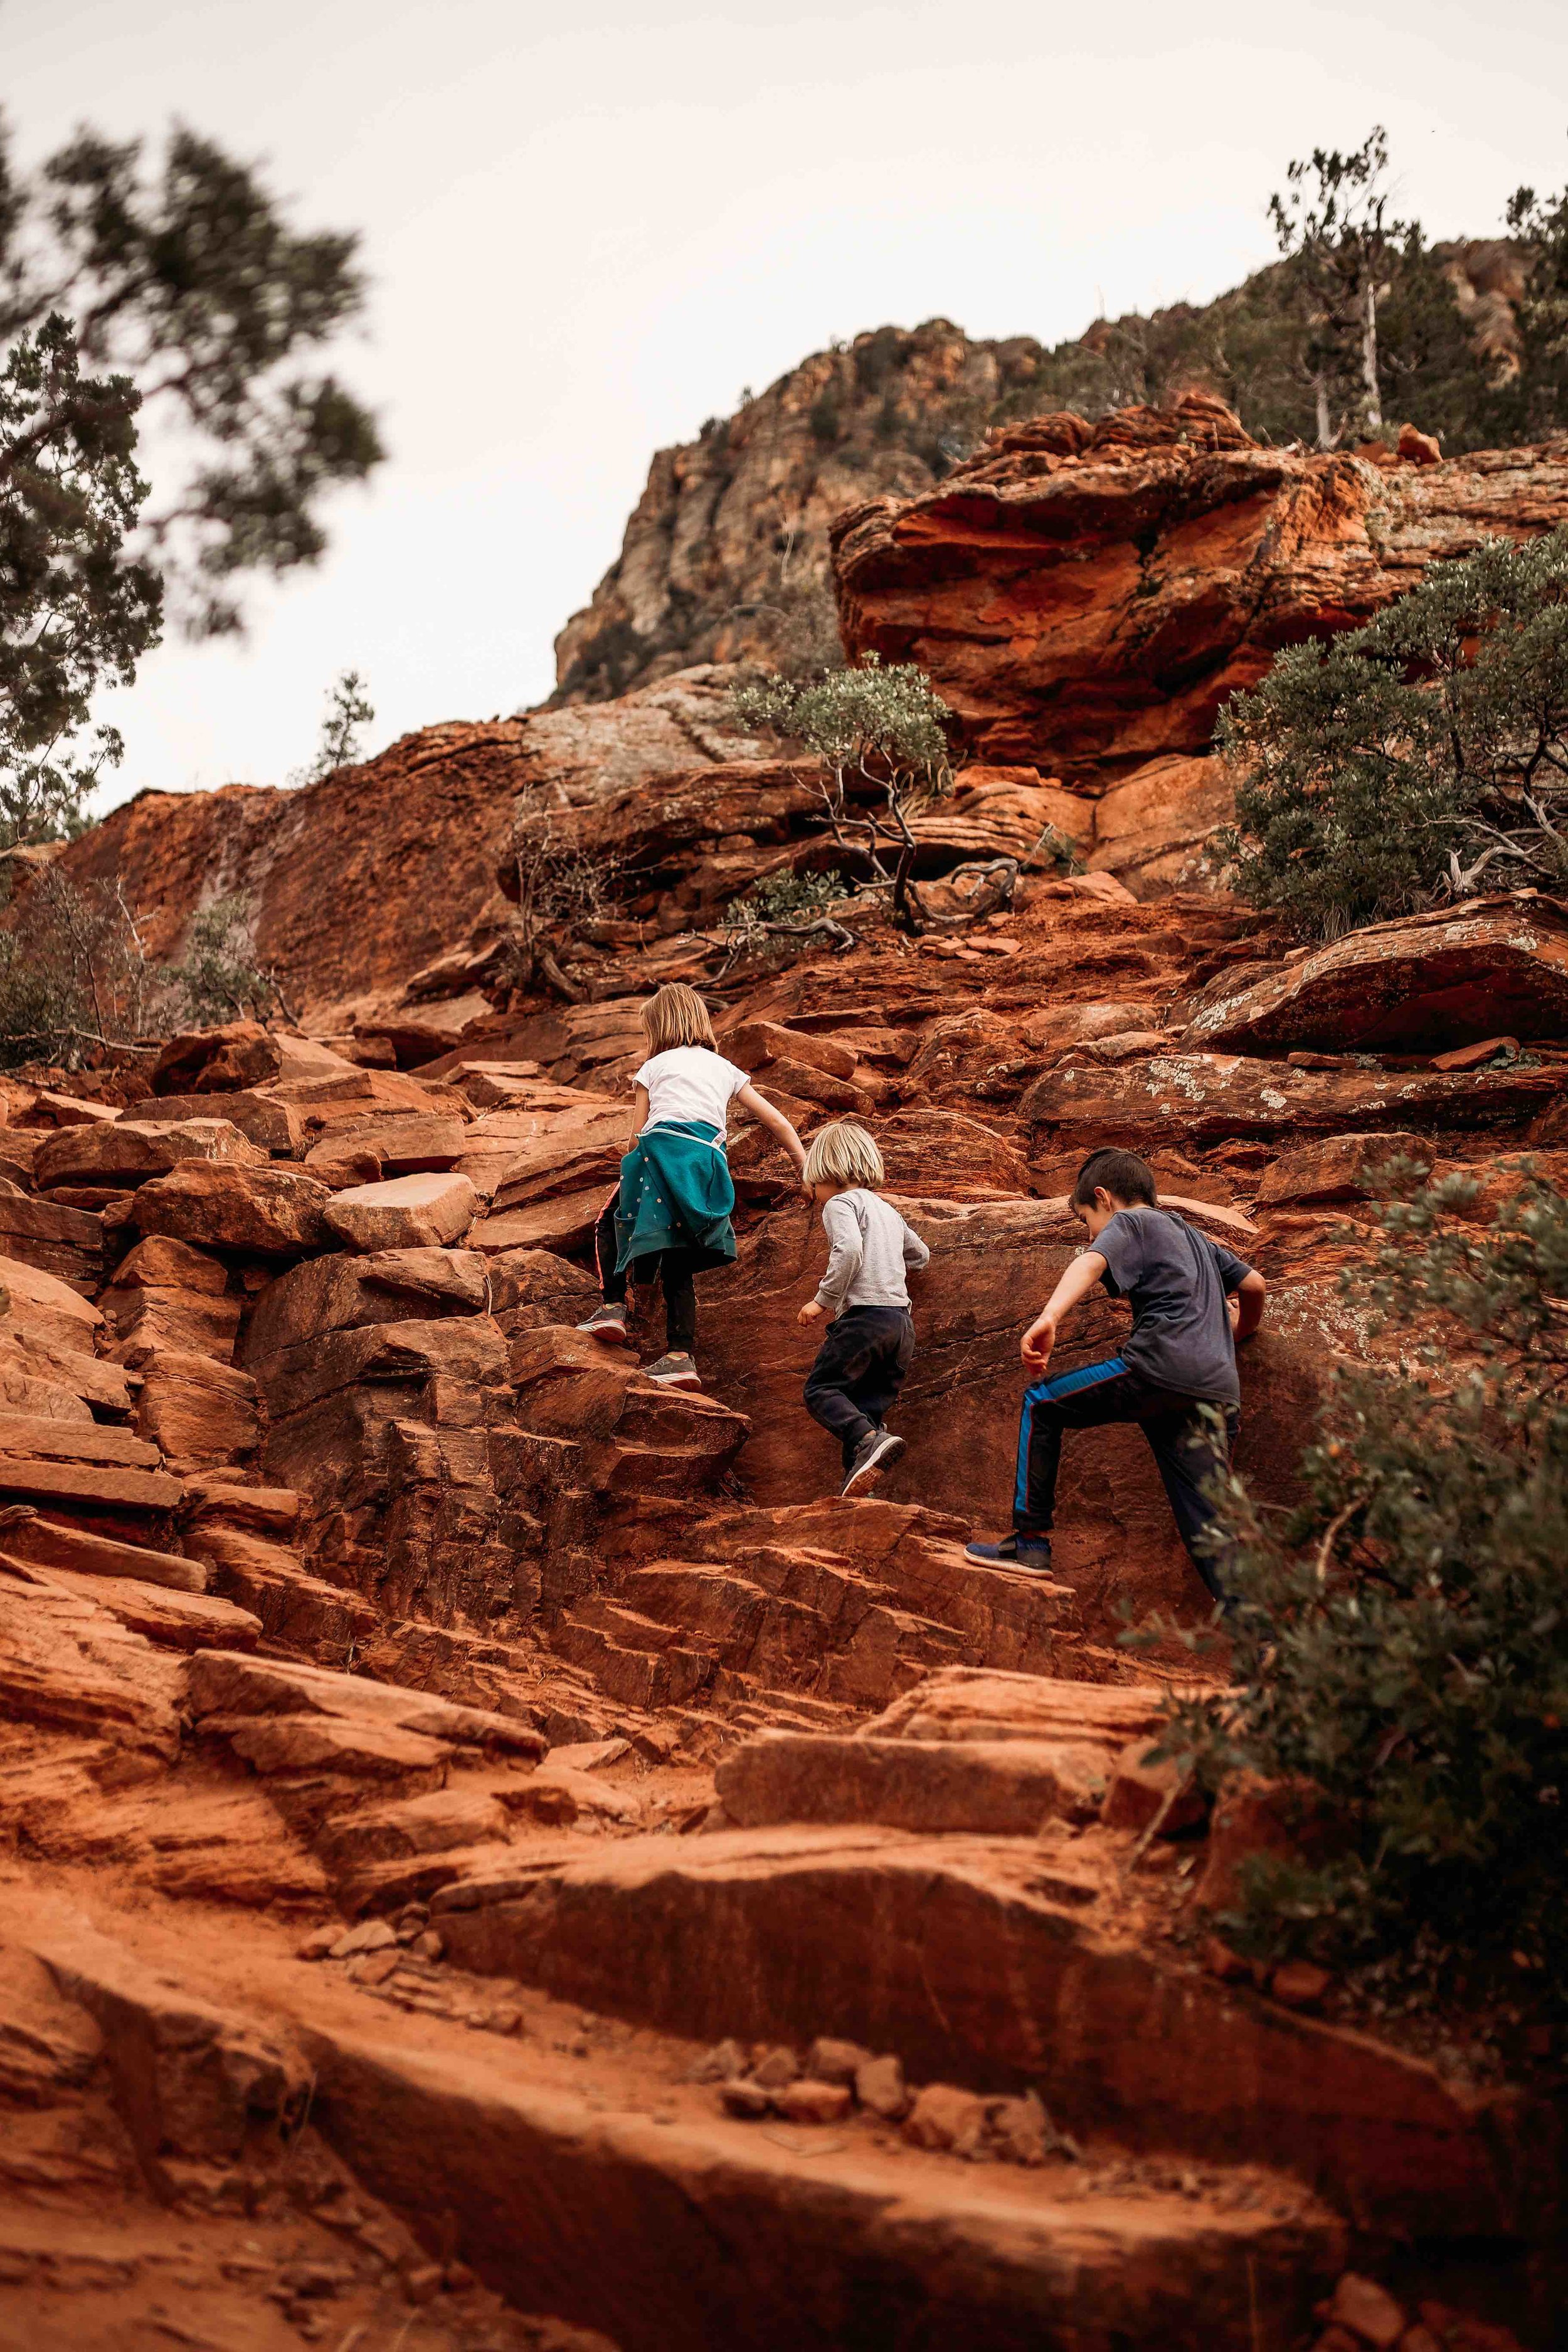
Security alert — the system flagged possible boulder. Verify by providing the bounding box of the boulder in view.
[241,1248,487,1359]
[0,1577,184,1754]
[138,1090,302,1156]
[1084,755,1236,899]
[1186,895,1568,1054]
[1018,1051,1560,1151]
[322,1172,478,1252]
[131,1162,333,1258]
[0,1193,102,1293]
[0,1255,104,1359]
[1256,1132,1431,1208]
[834,393,1568,780]
[131,1350,263,1474]
[302,1113,469,1182]
[33,1118,263,1193]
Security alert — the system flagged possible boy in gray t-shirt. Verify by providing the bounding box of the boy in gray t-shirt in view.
[797,1121,929,1496]
[965,1148,1267,1601]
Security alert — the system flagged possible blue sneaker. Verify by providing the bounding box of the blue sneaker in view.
[965,1532,1053,1572]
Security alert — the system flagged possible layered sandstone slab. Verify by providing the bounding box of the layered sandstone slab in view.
[1187,893,1568,1053]
[834,393,1568,781]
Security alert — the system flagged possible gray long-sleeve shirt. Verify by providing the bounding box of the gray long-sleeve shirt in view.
[814,1188,930,1315]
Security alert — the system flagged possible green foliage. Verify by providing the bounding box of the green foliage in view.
[1217,526,1568,936]
[0,862,153,1065]
[162,894,283,1025]
[294,668,374,783]
[731,656,951,799]
[724,867,847,930]
[1,115,382,637]
[1267,127,1414,444]
[731,656,951,928]
[1153,1163,1568,2006]
[0,314,162,845]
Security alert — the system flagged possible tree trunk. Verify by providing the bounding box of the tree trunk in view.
[1360,277,1382,435]
[1314,376,1333,452]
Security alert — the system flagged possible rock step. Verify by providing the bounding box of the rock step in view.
[430,1821,1552,2244]
[549,1611,716,1712]
[716,1730,1120,1835]
[19,1912,1346,2352]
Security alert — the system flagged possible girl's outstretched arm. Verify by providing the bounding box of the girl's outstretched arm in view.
[734,1081,807,1172]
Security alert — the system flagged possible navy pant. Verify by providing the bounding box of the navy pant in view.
[595,1197,700,1350]
[803,1306,914,1470]
[1014,1354,1240,1602]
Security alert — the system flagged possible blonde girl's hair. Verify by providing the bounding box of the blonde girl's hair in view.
[802,1120,885,1192]
[641,983,719,1055]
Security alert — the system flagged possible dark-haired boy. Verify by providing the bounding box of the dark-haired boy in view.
[965,1148,1266,1600]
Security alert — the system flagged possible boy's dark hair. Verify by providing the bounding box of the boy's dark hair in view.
[1071,1148,1157,1210]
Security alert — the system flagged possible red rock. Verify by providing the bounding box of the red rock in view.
[773,2077,851,2124]
[24,1088,119,1127]
[302,1114,469,1182]
[32,1117,263,1192]
[470,1188,613,1255]
[1187,898,1568,1054]
[1195,1775,1345,1915]
[1397,423,1442,465]
[1201,1936,1249,1983]
[0,1577,184,1754]
[0,1506,206,1591]
[1256,1131,1429,1208]
[52,720,538,1027]
[241,1247,487,1359]
[1327,2272,1407,2348]
[1271,1960,1333,2012]
[854,2052,909,2119]
[806,2035,871,2086]
[834,393,1568,780]
[100,1281,241,1363]
[110,1236,230,1293]
[903,2081,989,2155]
[1101,1737,1207,1835]
[132,1162,332,1258]
[322,1172,478,1252]
[727,1020,857,1082]
[0,1254,105,1364]
[0,1192,102,1293]
[1019,1051,1559,1152]
[719,2077,771,2119]
[22,1559,260,1653]
[132,1350,263,1474]
[0,1453,184,1516]
[140,1089,303,1155]
[1429,1034,1519,1071]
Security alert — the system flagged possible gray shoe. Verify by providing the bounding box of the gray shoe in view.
[645,1350,702,1389]
[842,1429,905,1496]
[578,1304,632,1346]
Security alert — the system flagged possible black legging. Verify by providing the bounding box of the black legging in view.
[594,1197,698,1351]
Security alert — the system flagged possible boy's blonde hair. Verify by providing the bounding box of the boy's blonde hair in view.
[641,983,718,1055]
[802,1120,884,1191]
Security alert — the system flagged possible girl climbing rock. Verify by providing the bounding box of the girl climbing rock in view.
[578,983,808,1388]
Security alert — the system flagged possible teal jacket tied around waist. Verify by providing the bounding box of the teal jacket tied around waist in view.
[613,1120,738,1273]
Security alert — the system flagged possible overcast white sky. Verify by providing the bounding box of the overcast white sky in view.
[8,0,1568,811]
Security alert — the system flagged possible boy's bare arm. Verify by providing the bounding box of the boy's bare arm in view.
[734,1081,807,1171]
[1232,1268,1266,1340]
[1021,1250,1108,1372]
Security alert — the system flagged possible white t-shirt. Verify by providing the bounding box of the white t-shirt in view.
[633,1047,750,1138]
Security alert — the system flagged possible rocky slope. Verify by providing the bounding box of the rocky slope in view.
[4,389,1566,2349]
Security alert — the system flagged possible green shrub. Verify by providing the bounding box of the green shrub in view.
[1217,527,1568,937]
[0,864,154,1066]
[724,867,847,930]
[1153,1162,1568,2012]
[162,894,284,1025]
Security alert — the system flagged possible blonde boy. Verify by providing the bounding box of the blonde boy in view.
[798,1121,929,1495]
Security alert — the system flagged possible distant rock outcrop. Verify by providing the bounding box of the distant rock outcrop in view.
[550,321,1052,704]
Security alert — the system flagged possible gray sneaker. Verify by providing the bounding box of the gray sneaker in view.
[842,1429,905,1495]
[645,1350,702,1389]
[578,1304,632,1346]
